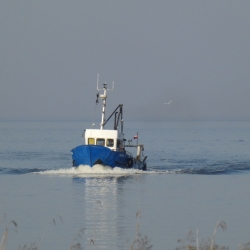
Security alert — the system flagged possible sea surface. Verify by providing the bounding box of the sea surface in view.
[0,121,250,250]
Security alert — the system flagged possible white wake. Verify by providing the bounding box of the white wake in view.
[37,164,148,177]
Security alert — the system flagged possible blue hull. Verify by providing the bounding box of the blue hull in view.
[71,145,133,168]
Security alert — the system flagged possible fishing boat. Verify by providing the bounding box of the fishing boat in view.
[71,76,147,170]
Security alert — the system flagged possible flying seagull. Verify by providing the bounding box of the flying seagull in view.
[164,100,172,105]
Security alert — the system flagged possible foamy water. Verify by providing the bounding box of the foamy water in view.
[37,164,148,176]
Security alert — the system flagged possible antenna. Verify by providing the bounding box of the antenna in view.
[97,74,114,91]
[96,73,99,91]
[107,81,114,91]
[95,73,100,103]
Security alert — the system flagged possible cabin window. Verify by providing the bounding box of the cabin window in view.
[106,139,114,147]
[117,139,120,148]
[96,138,105,146]
[88,138,95,145]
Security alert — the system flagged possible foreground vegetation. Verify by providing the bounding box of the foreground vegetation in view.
[1,212,250,250]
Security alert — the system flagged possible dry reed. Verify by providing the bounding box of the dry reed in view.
[1,212,250,250]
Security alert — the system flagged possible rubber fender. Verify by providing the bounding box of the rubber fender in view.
[127,159,133,168]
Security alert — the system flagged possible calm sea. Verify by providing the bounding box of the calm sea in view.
[0,121,250,250]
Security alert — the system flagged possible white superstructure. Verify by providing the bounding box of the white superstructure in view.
[84,129,124,151]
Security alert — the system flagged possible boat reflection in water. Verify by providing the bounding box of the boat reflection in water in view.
[72,172,143,249]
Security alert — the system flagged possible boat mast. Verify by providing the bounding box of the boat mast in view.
[97,74,114,130]
[100,83,107,130]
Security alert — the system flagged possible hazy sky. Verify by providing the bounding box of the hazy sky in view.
[1,1,250,122]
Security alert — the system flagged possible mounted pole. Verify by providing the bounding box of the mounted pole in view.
[100,84,107,130]
[96,74,114,130]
